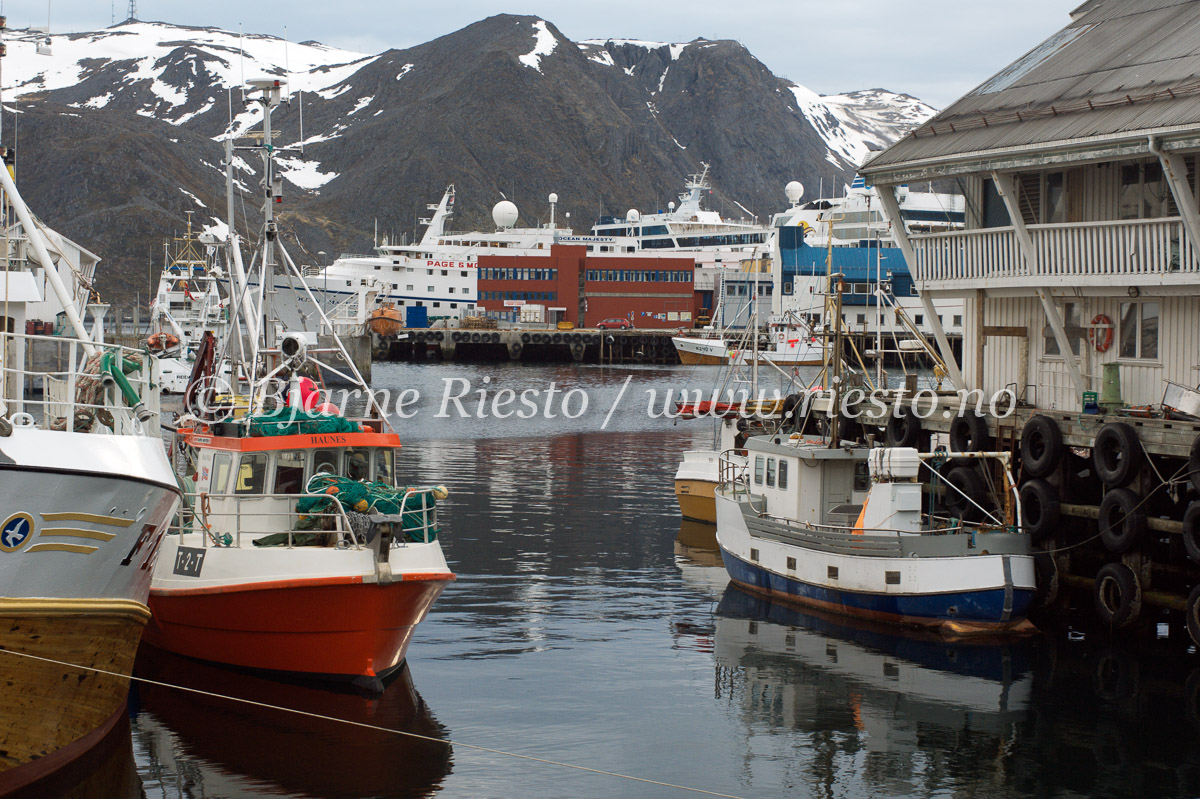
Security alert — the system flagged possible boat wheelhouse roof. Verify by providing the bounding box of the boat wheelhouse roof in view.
[861,0,1200,183]
[181,426,400,452]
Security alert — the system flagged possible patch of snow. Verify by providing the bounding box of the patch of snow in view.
[203,218,230,240]
[347,95,373,115]
[672,136,687,150]
[518,20,557,72]
[669,43,688,60]
[179,187,206,208]
[396,63,415,81]
[584,48,614,67]
[788,83,935,169]
[317,83,352,100]
[373,109,384,117]
[275,156,338,189]
[655,66,669,95]
[171,99,215,126]
[623,66,635,76]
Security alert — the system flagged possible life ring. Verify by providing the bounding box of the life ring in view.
[777,332,784,343]
[1089,313,1113,352]
[146,332,180,351]
[1093,561,1142,629]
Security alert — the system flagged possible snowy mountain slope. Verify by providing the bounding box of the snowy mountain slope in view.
[787,84,935,169]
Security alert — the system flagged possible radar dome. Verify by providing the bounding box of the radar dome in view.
[785,181,805,203]
[668,201,676,211]
[625,209,641,223]
[548,192,558,204]
[492,200,519,228]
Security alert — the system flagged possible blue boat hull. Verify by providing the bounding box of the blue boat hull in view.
[720,548,1035,631]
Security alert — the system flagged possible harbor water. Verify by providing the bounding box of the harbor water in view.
[94,364,1200,797]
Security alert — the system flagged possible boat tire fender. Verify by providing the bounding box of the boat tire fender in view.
[1186,583,1200,647]
[521,333,531,344]
[1093,561,1142,629]
[1189,435,1200,494]
[1021,415,1064,478]
[1184,502,1200,564]
[1020,479,1060,543]
[944,466,987,522]
[949,412,991,452]
[1092,423,1144,487]
[1098,487,1147,554]
[884,409,921,448]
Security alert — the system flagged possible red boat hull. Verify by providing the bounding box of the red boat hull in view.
[145,575,452,681]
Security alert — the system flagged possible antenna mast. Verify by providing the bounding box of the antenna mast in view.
[127,1,137,22]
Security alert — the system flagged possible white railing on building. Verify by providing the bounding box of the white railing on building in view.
[913,217,1197,285]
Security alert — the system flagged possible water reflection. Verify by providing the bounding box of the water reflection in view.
[131,647,451,799]
[11,715,141,799]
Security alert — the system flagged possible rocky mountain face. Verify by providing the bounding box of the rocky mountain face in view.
[3,15,936,303]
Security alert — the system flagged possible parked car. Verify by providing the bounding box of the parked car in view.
[596,318,633,330]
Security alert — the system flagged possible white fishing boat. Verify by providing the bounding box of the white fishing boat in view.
[715,440,1036,633]
[146,79,455,692]
[0,155,181,791]
[729,313,824,367]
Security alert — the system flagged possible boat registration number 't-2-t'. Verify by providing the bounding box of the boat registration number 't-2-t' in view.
[173,546,206,577]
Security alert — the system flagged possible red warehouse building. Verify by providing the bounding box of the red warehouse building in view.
[476,244,697,328]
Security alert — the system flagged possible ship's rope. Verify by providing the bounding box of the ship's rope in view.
[0,648,748,799]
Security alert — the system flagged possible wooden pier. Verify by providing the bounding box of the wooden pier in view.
[372,328,682,365]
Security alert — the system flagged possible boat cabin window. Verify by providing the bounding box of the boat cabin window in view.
[754,456,764,485]
[234,453,270,495]
[766,458,776,487]
[274,451,306,494]
[853,462,870,493]
[778,460,788,490]
[313,449,340,476]
[346,448,370,481]
[211,452,232,494]
[376,449,395,486]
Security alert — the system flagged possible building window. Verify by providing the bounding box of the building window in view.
[1119,161,1170,220]
[433,302,441,308]
[1119,301,1159,359]
[783,282,793,294]
[953,315,963,327]
[915,314,924,325]
[1045,301,1083,356]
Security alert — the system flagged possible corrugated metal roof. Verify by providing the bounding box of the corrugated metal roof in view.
[863,0,1200,177]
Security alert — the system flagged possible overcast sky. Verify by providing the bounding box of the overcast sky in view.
[14,1,1083,107]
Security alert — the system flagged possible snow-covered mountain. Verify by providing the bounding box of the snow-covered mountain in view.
[1,17,938,303]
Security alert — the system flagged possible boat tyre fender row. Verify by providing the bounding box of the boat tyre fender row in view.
[1020,415,1064,478]
[1092,422,1144,487]
[944,465,987,522]
[1093,561,1142,630]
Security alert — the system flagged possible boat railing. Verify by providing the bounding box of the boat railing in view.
[172,491,361,550]
[383,486,440,545]
[717,448,749,495]
[0,331,161,436]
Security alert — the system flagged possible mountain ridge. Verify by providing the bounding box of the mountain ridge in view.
[1,15,936,303]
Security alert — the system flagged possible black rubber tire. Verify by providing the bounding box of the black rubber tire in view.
[1187,584,1200,648]
[532,334,543,343]
[1021,415,1064,478]
[1020,479,1060,543]
[780,393,803,429]
[435,332,444,341]
[1033,551,1060,609]
[521,333,531,344]
[451,332,462,342]
[1184,502,1200,565]
[1092,423,1144,487]
[1093,562,1142,630]
[1098,487,1147,554]
[884,409,921,448]
[1190,435,1200,494]
[950,412,991,452]
[944,466,987,522]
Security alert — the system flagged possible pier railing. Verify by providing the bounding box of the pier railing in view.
[0,331,161,436]
[912,217,1198,288]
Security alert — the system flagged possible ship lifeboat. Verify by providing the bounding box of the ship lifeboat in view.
[369,305,404,337]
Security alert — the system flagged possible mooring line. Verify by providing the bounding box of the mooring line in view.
[0,648,747,799]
